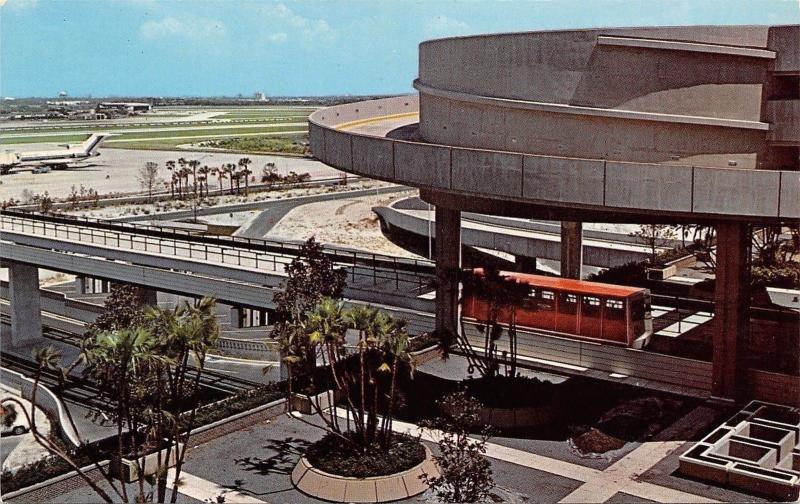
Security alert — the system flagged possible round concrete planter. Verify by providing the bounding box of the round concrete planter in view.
[291,445,438,503]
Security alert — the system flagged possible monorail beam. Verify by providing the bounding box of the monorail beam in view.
[434,206,461,341]
[712,222,751,401]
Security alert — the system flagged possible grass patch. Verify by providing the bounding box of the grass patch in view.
[200,136,309,155]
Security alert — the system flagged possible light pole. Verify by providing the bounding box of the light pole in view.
[427,202,433,260]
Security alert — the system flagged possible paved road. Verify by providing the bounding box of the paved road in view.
[234,185,409,238]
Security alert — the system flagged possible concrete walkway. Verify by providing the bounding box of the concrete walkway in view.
[334,408,718,504]
[169,469,268,504]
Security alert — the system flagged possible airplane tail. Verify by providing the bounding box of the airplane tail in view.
[80,133,111,155]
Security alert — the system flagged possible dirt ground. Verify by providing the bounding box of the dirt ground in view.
[0,147,339,202]
[266,192,421,258]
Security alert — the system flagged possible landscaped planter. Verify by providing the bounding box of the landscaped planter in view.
[111,443,183,483]
[290,389,343,414]
[409,345,442,366]
[291,445,438,503]
[474,403,559,430]
[646,254,697,281]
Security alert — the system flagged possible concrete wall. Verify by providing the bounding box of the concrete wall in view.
[767,100,800,144]
[418,26,771,118]
[309,96,798,222]
[0,281,103,324]
[418,92,766,167]
[0,368,81,446]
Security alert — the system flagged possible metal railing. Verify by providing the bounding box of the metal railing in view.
[0,211,435,291]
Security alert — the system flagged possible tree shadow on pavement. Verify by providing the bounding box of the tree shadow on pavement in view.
[234,436,312,476]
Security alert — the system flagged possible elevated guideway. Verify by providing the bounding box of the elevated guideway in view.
[0,210,437,338]
[375,197,676,268]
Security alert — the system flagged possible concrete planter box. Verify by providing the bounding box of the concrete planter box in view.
[679,401,800,500]
[291,389,344,415]
[409,345,441,366]
[111,443,183,483]
[292,445,438,502]
[646,254,697,281]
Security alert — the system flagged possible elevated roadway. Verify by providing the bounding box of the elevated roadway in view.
[374,197,673,268]
[0,211,438,342]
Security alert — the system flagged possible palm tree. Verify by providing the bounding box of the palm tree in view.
[198,165,211,197]
[188,160,200,197]
[238,158,252,196]
[165,160,176,197]
[83,328,164,502]
[461,266,529,378]
[225,164,236,194]
[142,297,218,503]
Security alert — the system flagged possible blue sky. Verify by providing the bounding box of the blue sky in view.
[1,0,798,98]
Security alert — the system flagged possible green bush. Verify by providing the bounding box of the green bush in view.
[305,432,425,478]
[587,261,648,287]
[408,332,439,353]
[751,263,800,289]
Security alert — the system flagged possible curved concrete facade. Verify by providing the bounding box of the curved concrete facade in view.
[309,25,798,225]
[309,95,797,223]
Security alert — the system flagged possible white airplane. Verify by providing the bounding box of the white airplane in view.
[0,133,112,175]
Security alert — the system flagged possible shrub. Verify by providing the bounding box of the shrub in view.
[421,390,493,503]
[305,432,424,478]
[587,261,648,287]
[0,402,17,428]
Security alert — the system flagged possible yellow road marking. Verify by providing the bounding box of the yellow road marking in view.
[334,112,419,131]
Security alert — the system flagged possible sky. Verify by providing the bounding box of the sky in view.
[1,0,799,98]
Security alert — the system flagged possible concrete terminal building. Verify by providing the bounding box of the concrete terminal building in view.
[308,25,800,402]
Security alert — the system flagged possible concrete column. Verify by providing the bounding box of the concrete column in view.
[74,276,87,295]
[434,206,461,339]
[230,306,243,329]
[560,221,583,279]
[8,262,42,347]
[712,222,751,401]
[138,288,158,307]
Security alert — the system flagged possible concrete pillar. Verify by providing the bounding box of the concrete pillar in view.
[434,206,461,339]
[74,276,87,295]
[712,222,751,401]
[8,262,42,346]
[138,288,158,307]
[560,221,583,279]
[230,306,243,329]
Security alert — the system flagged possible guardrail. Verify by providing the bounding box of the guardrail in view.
[0,211,435,291]
[0,367,81,447]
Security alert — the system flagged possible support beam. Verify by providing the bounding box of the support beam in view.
[230,306,243,329]
[74,276,86,295]
[434,206,461,339]
[8,262,42,346]
[560,221,583,279]
[712,222,751,401]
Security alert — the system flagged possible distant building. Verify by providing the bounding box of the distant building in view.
[96,102,152,113]
[254,91,266,101]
